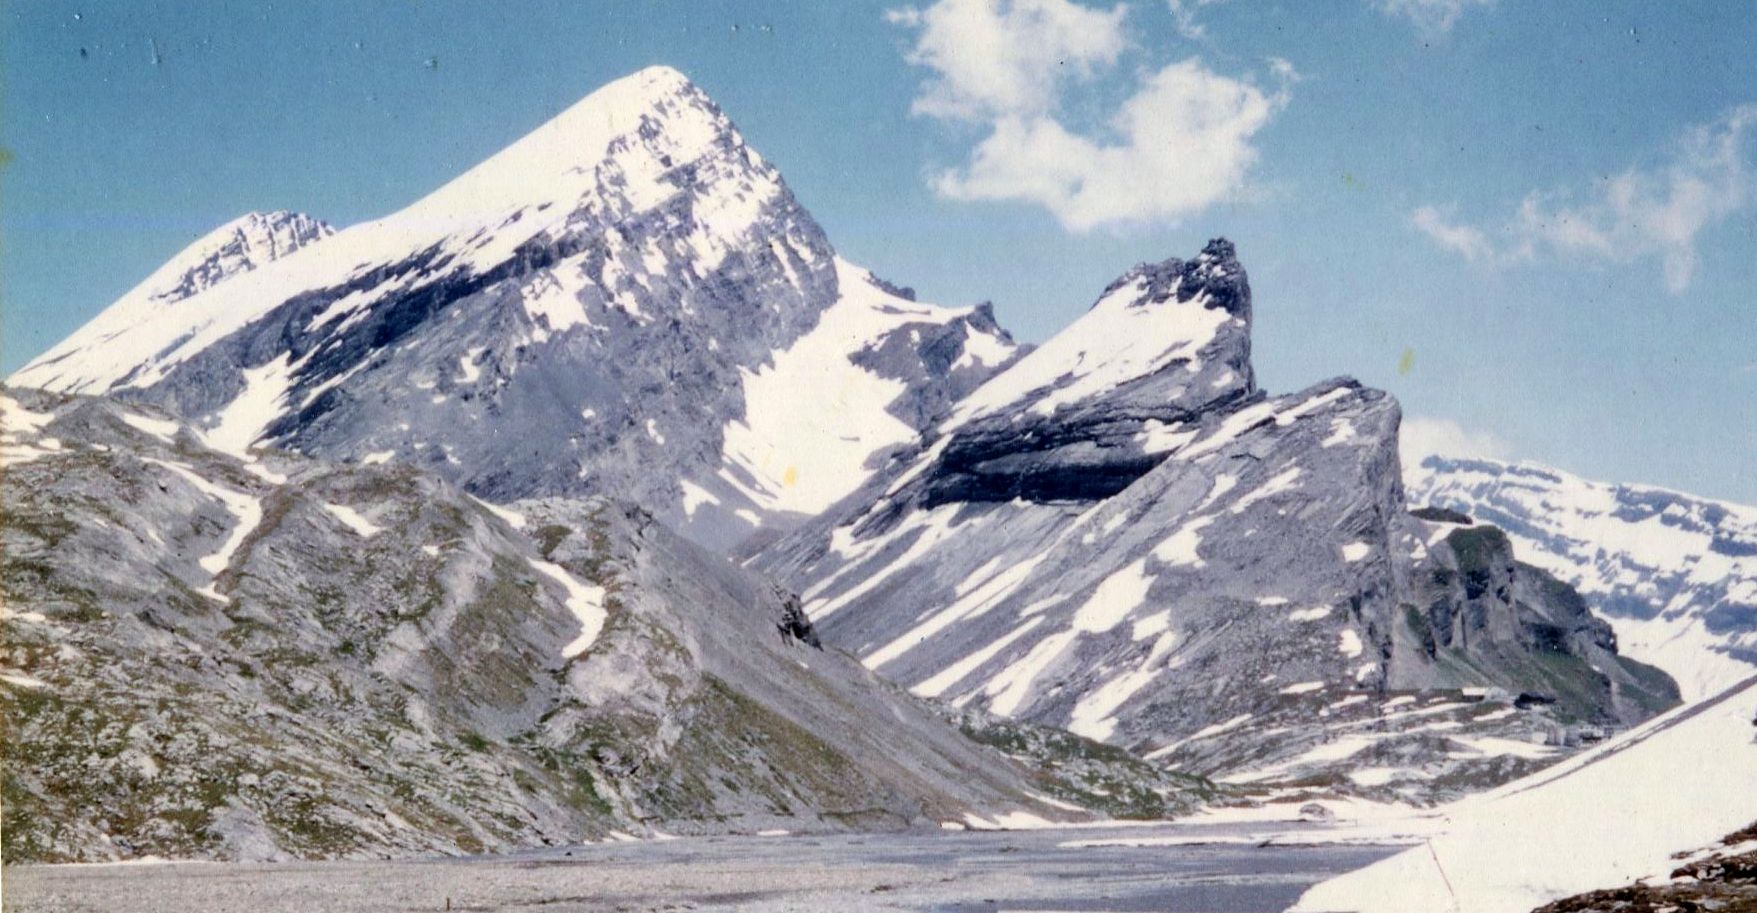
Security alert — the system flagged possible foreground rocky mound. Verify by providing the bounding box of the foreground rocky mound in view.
[0,388,1136,862]
[755,241,1677,801]
[9,67,1017,553]
[1533,822,1757,913]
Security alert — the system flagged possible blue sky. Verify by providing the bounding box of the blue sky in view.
[4,1,1754,502]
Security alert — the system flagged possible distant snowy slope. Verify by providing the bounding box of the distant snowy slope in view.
[1292,675,1757,913]
[8,67,1016,551]
[1410,457,1757,700]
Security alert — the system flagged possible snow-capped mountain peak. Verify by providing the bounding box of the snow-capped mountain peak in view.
[835,240,1261,514]
[402,65,756,249]
[11,66,797,397]
[9,66,1018,552]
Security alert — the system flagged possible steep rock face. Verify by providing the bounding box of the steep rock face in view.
[755,244,1677,801]
[8,68,1017,553]
[1409,456,1757,700]
[1391,519,1678,724]
[0,387,1090,863]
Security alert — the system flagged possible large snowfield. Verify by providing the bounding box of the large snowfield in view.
[1292,675,1757,913]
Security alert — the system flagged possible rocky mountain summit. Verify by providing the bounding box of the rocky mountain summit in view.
[755,242,1677,801]
[1,387,1194,862]
[1410,456,1757,701]
[909,240,1256,508]
[9,67,1017,553]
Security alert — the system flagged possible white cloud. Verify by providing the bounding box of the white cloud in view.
[1412,105,1757,293]
[1375,0,1495,34]
[1400,415,1513,466]
[887,0,1129,122]
[1411,205,1493,261]
[891,0,1290,231]
[935,61,1286,230]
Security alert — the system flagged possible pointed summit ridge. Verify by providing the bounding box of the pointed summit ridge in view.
[406,65,735,224]
[755,241,1678,804]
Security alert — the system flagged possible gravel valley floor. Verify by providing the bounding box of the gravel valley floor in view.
[4,823,1400,913]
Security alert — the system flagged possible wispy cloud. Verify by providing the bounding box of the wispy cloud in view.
[1411,206,1494,261]
[1401,415,1513,465]
[1167,0,1226,42]
[888,0,1291,231]
[1412,104,1757,293]
[1375,0,1495,34]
